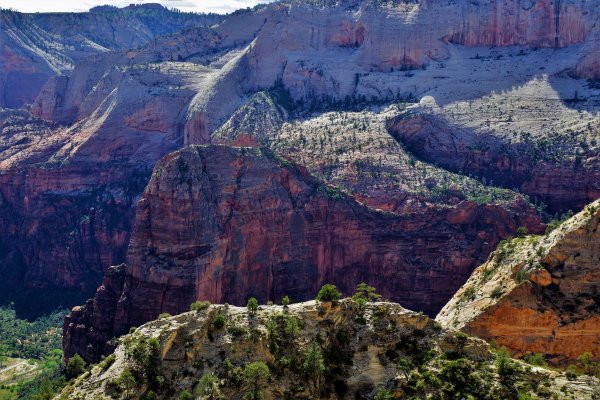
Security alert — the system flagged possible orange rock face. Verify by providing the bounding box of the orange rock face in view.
[465,287,600,363]
[438,201,600,364]
[63,145,542,362]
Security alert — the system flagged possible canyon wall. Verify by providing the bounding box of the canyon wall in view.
[239,0,600,99]
[0,5,221,108]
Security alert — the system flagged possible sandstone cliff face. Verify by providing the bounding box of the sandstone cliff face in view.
[63,145,542,362]
[30,0,600,137]
[437,200,600,364]
[60,299,600,400]
[0,11,70,109]
[1,0,597,334]
[0,66,192,312]
[0,164,147,291]
[443,0,596,48]
[30,5,222,53]
[574,24,600,80]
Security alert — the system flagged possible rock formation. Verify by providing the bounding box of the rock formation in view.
[437,200,600,365]
[62,145,544,362]
[60,299,600,400]
[0,0,598,327]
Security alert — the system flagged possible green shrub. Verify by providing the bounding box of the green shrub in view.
[197,372,222,399]
[284,316,300,338]
[124,336,161,383]
[496,347,514,377]
[266,319,281,355]
[66,354,87,379]
[577,352,599,376]
[144,390,157,400]
[461,286,477,302]
[281,296,290,307]
[373,387,393,400]
[158,313,171,319]
[545,213,570,235]
[213,313,226,329]
[303,342,325,389]
[244,361,270,399]
[515,268,530,284]
[115,369,137,398]
[98,354,116,371]
[491,286,504,299]
[316,284,342,302]
[191,301,211,312]
[179,390,193,400]
[397,357,414,376]
[516,226,528,238]
[247,297,259,315]
[566,365,580,381]
[353,282,381,302]
[523,352,547,367]
[517,391,534,400]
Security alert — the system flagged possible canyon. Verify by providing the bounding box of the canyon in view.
[0,4,221,108]
[0,0,598,375]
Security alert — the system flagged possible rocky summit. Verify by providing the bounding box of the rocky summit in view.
[0,0,599,398]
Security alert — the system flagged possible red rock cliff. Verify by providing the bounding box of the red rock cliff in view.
[63,145,543,362]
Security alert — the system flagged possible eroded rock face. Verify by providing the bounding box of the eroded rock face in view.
[239,0,600,100]
[1,0,597,342]
[63,145,543,362]
[0,162,149,314]
[437,200,600,364]
[29,0,600,132]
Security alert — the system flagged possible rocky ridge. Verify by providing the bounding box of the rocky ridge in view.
[437,199,600,365]
[58,299,600,400]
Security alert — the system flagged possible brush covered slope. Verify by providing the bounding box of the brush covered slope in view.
[58,299,600,400]
[437,200,600,365]
[62,144,541,363]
